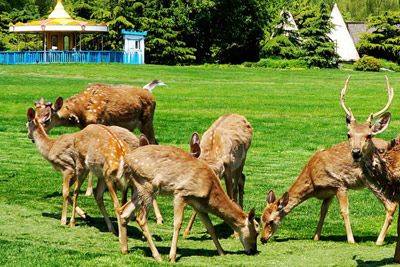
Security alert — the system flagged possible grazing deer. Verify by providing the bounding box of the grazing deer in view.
[119,142,259,262]
[183,114,253,237]
[26,109,161,256]
[34,80,164,198]
[339,76,400,262]
[260,77,397,245]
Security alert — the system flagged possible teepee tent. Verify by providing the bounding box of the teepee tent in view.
[328,3,359,61]
[280,10,298,33]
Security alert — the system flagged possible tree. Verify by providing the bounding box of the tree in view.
[357,11,400,63]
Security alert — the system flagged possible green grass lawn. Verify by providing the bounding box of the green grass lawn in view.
[1,64,400,266]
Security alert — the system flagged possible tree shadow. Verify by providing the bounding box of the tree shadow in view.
[353,255,395,266]
[184,221,234,241]
[273,235,396,245]
[131,245,243,262]
[41,212,162,241]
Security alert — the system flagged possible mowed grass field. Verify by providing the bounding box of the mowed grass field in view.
[1,64,400,266]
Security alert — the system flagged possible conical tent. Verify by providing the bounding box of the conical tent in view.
[280,10,298,33]
[328,3,359,61]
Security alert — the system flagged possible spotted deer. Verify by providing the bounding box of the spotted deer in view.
[34,80,164,198]
[183,114,253,237]
[118,144,259,262]
[339,76,400,262]
[260,77,397,245]
[26,108,161,256]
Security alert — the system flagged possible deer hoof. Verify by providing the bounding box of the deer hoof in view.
[376,240,384,246]
[60,218,67,225]
[156,218,163,225]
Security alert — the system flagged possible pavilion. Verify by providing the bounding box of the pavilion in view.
[0,0,146,64]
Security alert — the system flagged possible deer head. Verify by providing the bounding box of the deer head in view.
[26,108,39,143]
[239,208,259,255]
[34,97,64,132]
[260,190,289,244]
[340,76,393,162]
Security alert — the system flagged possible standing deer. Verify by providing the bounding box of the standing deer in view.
[183,114,253,237]
[118,142,259,262]
[260,77,397,245]
[26,108,161,257]
[339,76,400,262]
[34,80,165,211]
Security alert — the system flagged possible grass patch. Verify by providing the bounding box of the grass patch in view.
[1,64,400,265]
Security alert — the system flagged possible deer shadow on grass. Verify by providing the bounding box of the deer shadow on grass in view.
[41,212,162,241]
[184,221,234,241]
[353,255,394,267]
[273,235,396,245]
[131,245,243,262]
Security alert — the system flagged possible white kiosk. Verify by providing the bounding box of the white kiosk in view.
[122,30,147,64]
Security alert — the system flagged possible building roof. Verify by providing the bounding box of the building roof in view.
[9,0,108,33]
[328,3,360,61]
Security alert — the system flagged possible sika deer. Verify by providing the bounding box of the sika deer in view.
[26,109,161,256]
[119,144,259,262]
[260,139,396,245]
[260,77,398,245]
[183,114,253,237]
[34,80,165,145]
[34,80,164,204]
[340,76,400,262]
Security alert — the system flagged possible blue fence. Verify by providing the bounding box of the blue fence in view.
[0,51,143,65]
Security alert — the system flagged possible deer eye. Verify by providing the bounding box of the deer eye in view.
[347,133,351,139]
[367,134,372,140]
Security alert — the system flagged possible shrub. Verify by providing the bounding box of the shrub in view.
[354,56,382,72]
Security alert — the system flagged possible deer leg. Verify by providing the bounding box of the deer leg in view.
[152,199,163,225]
[313,197,333,241]
[224,172,234,200]
[136,206,162,262]
[376,202,398,245]
[336,189,355,244]
[238,173,246,208]
[197,211,225,256]
[85,172,94,196]
[66,197,87,219]
[93,178,116,234]
[70,172,86,227]
[394,211,400,263]
[183,210,197,238]
[140,120,157,145]
[61,171,73,225]
[169,196,185,262]
[106,180,128,254]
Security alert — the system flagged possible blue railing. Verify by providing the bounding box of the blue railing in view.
[0,51,144,65]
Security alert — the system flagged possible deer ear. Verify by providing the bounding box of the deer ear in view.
[266,190,276,204]
[372,112,391,135]
[139,134,150,146]
[27,108,35,122]
[278,192,289,210]
[248,208,256,221]
[53,97,63,112]
[190,132,201,158]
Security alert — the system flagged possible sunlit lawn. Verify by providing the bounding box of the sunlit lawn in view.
[1,64,400,266]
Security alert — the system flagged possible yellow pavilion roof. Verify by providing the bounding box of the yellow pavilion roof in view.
[9,0,108,33]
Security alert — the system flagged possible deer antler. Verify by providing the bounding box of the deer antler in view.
[367,76,394,123]
[339,76,355,121]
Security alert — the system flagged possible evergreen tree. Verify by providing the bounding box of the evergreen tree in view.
[357,11,400,63]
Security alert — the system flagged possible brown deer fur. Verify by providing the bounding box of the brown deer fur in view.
[119,144,259,262]
[260,139,396,245]
[34,82,161,144]
[184,114,253,237]
[339,76,400,262]
[26,108,161,257]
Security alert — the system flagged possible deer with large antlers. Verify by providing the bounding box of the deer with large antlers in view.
[118,142,259,262]
[260,77,397,245]
[26,108,162,257]
[339,76,400,262]
[183,114,253,237]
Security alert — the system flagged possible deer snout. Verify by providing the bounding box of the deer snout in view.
[260,236,268,244]
[351,148,361,160]
[244,248,258,255]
